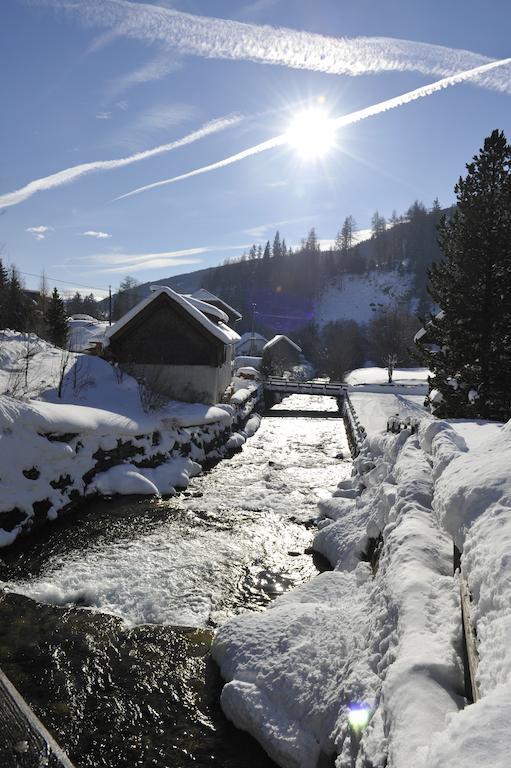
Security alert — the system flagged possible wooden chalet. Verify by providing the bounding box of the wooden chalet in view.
[262,335,302,376]
[105,286,240,404]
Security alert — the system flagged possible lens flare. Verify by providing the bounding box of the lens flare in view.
[285,108,336,160]
[348,705,371,731]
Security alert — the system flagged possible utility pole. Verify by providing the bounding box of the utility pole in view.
[108,285,112,326]
[250,303,257,355]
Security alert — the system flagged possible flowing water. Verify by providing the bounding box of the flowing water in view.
[0,395,351,767]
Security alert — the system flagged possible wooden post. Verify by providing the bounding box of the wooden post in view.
[454,543,480,703]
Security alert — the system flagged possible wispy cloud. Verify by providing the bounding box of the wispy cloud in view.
[26,225,54,240]
[81,230,112,238]
[106,53,182,99]
[109,102,196,150]
[244,215,313,239]
[0,114,243,209]
[96,111,112,120]
[92,249,205,273]
[38,0,511,93]
[76,243,249,273]
[264,180,289,189]
[117,55,511,201]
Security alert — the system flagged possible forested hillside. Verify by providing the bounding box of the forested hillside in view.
[110,199,447,377]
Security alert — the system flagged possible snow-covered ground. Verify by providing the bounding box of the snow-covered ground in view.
[345,366,429,389]
[346,366,429,436]
[213,368,511,768]
[315,270,414,326]
[67,317,109,352]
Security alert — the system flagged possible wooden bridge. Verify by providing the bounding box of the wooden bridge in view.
[263,376,347,398]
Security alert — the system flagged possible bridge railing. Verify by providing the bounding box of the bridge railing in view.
[343,393,367,456]
[263,377,347,395]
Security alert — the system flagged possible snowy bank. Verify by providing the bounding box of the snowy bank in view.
[213,383,511,767]
[0,387,260,548]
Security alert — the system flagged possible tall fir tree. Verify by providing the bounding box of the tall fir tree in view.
[272,230,282,259]
[423,129,511,420]
[46,287,69,348]
[0,259,9,329]
[6,267,29,331]
[339,215,356,256]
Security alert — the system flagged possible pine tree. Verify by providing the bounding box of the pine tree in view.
[46,287,69,348]
[304,227,320,252]
[339,215,356,256]
[6,267,29,331]
[113,275,140,320]
[371,211,387,266]
[423,129,511,420]
[272,230,282,259]
[0,259,9,329]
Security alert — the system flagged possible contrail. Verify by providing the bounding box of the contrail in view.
[0,114,242,209]
[37,0,510,93]
[116,55,511,201]
[116,135,288,200]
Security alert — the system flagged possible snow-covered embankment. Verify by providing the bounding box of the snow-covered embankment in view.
[213,395,511,767]
[0,387,261,548]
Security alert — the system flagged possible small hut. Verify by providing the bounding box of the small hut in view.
[104,286,240,404]
[235,332,268,357]
[261,335,302,377]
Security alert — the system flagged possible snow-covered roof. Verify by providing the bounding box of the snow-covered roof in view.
[68,320,109,352]
[238,332,268,344]
[68,314,98,322]
[191,289,242,320]
[182,294,229,323]
[263,335,302,353]
[236,366,260,378]
[413,326,427,343]
[106,285,240,345]
[414,309,445,344]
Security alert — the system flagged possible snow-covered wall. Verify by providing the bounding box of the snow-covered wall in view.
[0,387,261,549]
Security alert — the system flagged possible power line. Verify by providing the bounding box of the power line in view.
[17,270,109,294]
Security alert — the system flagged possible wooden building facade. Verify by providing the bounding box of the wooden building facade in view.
[261,335,302,376]
[105,287,239,404]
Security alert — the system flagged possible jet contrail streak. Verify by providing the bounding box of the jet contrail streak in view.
[0,114,242,209]
[116,55,511,201]
[39,0,510,92]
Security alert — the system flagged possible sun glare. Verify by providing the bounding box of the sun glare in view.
[286,108,337,160]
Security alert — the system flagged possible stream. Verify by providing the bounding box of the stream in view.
[0,394,351,767]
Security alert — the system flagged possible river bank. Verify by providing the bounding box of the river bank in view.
[1,395,350,766]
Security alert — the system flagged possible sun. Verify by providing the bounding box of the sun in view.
[285,108,337,160]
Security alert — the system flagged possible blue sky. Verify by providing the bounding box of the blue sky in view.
[1,0,510,298]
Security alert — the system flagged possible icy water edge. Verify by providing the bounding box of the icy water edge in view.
[0,395,351,767]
